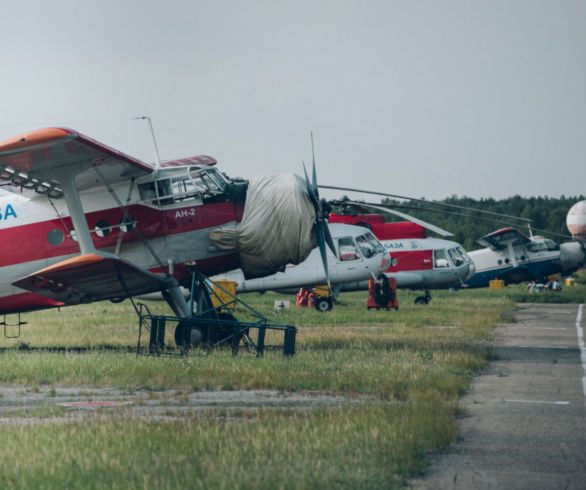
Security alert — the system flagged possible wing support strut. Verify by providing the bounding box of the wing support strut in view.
[57,172,96,254]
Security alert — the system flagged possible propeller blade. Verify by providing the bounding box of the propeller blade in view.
[323,218,337,257]
[302,161,318,206]
[311,132,317,190]
[315,220,330,285]
[302,132,335,288]
[344,200,454,237]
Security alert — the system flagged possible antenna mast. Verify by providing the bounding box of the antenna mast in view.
[138,116,161,169]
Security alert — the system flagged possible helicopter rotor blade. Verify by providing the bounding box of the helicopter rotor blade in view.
[319,185,532,224]
[339,200,454,237]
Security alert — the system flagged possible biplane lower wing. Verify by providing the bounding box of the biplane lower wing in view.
[12,254,169,305]
[497,265,540,285]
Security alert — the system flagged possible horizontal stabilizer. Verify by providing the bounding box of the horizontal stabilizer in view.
[12,253,169,305]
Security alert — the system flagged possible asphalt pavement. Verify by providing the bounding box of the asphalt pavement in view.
[410,303,586,490]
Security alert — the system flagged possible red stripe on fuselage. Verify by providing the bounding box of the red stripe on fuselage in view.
[386,250,433,272]
[0,201,237,267]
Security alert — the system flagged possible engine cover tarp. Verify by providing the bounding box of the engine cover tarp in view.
[209,174,316,279]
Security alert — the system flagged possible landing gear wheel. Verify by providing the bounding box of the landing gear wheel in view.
[414,296,429,305]
[314,297,333,312]
[174,322,203,347]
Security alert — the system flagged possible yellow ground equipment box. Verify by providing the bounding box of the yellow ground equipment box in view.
[212,280,237,309]
[489,279,505,290]
[312,285,330,298]
[565,278,576,286]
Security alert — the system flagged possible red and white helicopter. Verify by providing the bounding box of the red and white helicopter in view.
[0,127,334,344]
[328,213,475,303]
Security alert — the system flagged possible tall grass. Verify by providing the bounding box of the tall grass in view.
[0,402,457,489]
[0,288,514,488]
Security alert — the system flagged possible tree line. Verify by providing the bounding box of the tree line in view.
[365,195,585,251]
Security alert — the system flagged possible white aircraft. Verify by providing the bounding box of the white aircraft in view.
[211,223,391,310]
[463,227,585,288]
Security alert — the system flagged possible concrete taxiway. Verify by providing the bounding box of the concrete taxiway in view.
[411,303,586,489]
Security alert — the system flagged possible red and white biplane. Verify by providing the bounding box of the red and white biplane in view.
[0,127,331,344]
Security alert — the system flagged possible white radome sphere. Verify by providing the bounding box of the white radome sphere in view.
[567,200,586,239]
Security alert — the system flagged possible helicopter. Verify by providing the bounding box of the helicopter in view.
[328,213,475,303]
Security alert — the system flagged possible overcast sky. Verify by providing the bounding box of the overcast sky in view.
[1,0,584,201]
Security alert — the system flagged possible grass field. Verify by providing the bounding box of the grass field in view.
[0,278,583,488]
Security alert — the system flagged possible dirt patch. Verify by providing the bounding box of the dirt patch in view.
[0,386,369,424]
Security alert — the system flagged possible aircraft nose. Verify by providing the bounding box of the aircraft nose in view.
[380,252,392,271]
[559,241,586,273]
[464,262,476,281]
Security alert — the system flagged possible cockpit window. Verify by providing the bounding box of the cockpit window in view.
[527,240,555,252]
[434,249,450,268]
[544,239,559,251]
[338,236,360,261]
[448,248,464,267]
[364,232,385,253]
[138,167,228,206]
[527,242,545,252]
[456,246,472,263]
[355,233,380,258]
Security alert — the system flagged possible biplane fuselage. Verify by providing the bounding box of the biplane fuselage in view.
[0,164,243,314]
[464,227,585,288]
[0,127,319,318]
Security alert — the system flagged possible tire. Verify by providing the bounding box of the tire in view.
[414,296,428,305]
[174,322,204,347]
[314,297,333,312]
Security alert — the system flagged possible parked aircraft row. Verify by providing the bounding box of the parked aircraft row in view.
[0,125,582,349]
[214,211,585,307]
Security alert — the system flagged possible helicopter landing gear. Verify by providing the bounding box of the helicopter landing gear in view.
[414,289,431,305]
[314,297,333,312]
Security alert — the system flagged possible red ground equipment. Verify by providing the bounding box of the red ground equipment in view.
[296,286,333,311]
[367,277,398,310]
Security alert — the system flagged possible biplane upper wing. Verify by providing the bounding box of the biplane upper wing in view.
[12,253,170,305]
[1,129,171,305]
[476,227,531,250]
[0,127,153,194]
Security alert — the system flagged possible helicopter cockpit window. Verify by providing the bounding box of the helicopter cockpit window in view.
[434,249,450,268]
[356,234,375,258]
[448,248,464,267]
[338,236,360,261]
[456,246,472,263]
[364,232,385,253]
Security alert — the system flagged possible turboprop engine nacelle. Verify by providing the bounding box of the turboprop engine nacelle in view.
[559,241,586,274]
